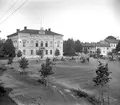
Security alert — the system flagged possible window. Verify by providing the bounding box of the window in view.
[45,41,48,47]
[46,50,48,55]
[50,50,52,55]
[23,50,26,55]
[23,40,26,47]
[36,41,38,47]
[41,41,43,47]
[50,41,52,47]
[31,50,33,55]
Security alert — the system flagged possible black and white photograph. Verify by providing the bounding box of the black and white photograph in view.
[0,0,120,105]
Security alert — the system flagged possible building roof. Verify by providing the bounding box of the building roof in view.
[7,27,63,37]
[82,42,110,47]
[105,39,119,44]
[96,43,110,47]
[81,43,96,47]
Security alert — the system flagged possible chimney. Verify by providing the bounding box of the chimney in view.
[24,26,27,30]
[48,28,51,31]
[16,29,20,33]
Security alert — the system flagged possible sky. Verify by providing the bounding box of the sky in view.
[0,0,120,42]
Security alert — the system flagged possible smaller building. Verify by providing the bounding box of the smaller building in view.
[82,42,96,54]
[82,42,110,56]
[105,39,119,52]
[96,42,110,56]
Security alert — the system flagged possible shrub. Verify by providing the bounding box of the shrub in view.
[7,57,13,65]
[17,50,22,58]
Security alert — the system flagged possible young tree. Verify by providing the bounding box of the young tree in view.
[3,39,15,58]
[96,48,101,58]
[93,61,112,105]
[39,58,54,86]
[37,49,43,58]
[17,50,22,58]
[19,57,29,74]
[55,48,60,57]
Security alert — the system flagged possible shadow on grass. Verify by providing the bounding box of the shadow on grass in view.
[71,89,99,105]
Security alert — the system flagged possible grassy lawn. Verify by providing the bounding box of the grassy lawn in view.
[0,58,120,105]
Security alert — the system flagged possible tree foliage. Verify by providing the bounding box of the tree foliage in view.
[106,36,116,40]
[17,50,22,57]
[39,58,54,79]
[19,57,29,73]
[74,40,83,53]
[63,38,82,56]
[83,48,88,54]
[93,61,111,87]
[2,39,15,58]
[93,61,112,105]
[116,41,120,53]
[55,48,60,56]
[96,48,101,57]
[0,39,5,58]
[37,49,43,58]
[7,57,13,65]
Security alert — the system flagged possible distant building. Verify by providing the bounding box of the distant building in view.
[7,26,63,58]
[105,39,119,52]
[96,42,110,56]
[82,43,96,54]
[82,36,119,57]
[82,42,110,56]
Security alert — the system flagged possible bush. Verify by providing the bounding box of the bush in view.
[61,57,65,61]
[7,57,13,65]
[17,50,22,58]
[81,57,86,63]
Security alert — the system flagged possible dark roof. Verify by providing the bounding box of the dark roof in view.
[7,28,63,37]
[82,43,96,47]
[7,32,18,37]
[82,42,110,47]
[96,43,110,47]
[105,39,119,43]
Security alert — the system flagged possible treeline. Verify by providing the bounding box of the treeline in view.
[63,38,83,56]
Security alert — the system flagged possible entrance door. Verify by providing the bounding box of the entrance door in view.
[41,50,44,59]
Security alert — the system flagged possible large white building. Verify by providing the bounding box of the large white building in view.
[7,26,63,58]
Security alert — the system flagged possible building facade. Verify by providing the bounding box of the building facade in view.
[7,27,63,58]
[82,43,96,54]
[82,42,110,56]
